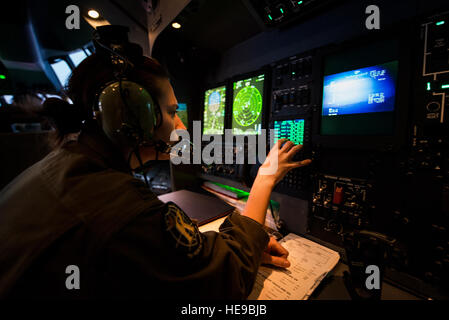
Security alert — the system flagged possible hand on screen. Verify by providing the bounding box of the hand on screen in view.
[258,138,312,186]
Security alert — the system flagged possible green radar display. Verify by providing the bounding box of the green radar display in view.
[203,85,226,135]
[232,74,264,135]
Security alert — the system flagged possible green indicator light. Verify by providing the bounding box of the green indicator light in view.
[292,72,296,75]
[0,75,5,80]
[441,84,449,89]
[268,14,273,20]
[427,82,431,91]
[436,21,445,26]
[297,1,303,5]
[280,8,284,14]
[212,182,250,197]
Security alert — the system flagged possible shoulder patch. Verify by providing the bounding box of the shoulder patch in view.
[163,202,203,258]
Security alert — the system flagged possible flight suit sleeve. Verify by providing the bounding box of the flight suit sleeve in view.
[97,205,270,299]
[203,212,271,297]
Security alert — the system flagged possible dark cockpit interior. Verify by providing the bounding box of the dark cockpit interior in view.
[1,0,449,301]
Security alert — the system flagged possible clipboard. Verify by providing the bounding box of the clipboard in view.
[158,189,235,226]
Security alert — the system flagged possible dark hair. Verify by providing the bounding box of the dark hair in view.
[41,54,169,147]
[40,98,83,144]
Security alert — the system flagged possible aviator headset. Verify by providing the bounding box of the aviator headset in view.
[90,26,173,180]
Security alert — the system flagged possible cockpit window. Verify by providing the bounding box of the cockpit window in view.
[69,49,88,67]
[50,59,72,87]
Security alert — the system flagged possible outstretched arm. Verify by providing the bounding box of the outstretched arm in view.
[242,139,312,225]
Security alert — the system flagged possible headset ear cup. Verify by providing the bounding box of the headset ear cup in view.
[96,80,157,147]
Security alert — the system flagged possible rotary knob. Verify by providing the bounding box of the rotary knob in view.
[426,102,441,112]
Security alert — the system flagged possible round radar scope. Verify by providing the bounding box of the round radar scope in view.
[232,86,262,127]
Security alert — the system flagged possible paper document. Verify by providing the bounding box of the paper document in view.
[248,233,340,300]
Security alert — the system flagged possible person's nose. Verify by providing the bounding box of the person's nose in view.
[174,114,186,130]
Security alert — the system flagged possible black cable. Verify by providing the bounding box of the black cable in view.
[133,146,149,188]
[269,201,278,228]
[269,201,285,236]
[93,38,134,70]
[127,149,134,170]
[268,202,284,240]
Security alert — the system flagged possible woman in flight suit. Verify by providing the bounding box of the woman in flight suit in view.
[0,47,311,299]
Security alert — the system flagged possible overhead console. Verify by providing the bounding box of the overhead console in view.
[245,0,341,28]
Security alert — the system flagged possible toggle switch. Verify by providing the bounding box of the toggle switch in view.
[333,186,343,205]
